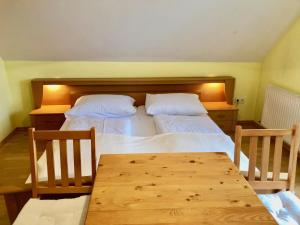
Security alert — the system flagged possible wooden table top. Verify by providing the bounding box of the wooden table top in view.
[85,152,276,225]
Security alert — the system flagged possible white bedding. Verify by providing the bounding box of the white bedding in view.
[62,116,132,135]
[27,104,254,185]
[26,132,250,183]
[154,114,224,134]
[61,106,156,137]
[259,191,300,225]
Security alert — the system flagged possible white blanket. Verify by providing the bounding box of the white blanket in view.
[154,114,223,134]
[62,116,132,135]
[26,133,250,183]
[259,191,300,225]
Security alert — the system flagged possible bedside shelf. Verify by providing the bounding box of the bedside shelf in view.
[30,105,71,130]
[203,102,238,133]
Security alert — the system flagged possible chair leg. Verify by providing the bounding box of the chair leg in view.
[3,191,31,224]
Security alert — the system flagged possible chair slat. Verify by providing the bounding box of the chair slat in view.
[248,137,258,181]
[73,139,82,187]
[241,129,292,137]
[28,128,39,198]
[273,136,283,181]
[46,141,56,187]
[59,140,69,187]
[34,131,91,140]
[234,126,242,169]
[91,128,97,181]
[261,136,271,181]
[37,186,92,195]
[248,180,288,190]
[288,125,300,191]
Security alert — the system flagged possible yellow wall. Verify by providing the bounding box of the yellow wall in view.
[0,58,13,141]
[5,61,261,128]
[256,17,300,121]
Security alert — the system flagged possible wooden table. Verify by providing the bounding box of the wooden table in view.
[85,153,276,225]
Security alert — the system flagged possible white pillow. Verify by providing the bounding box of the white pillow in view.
[145,93,207,116]
[65,94,136,118]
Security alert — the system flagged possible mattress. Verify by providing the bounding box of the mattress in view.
[154,114,224,134]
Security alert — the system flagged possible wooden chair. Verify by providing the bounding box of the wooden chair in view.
[234,125,300,192]
[234,125,300,224]
[13,128,96,225]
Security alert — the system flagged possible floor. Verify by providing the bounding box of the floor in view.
[0,129,299,225]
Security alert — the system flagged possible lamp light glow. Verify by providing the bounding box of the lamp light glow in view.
[45,85,61,92]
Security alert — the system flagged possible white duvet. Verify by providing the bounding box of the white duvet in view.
[154,114,223,134]
[26,132,250,183]
[62,116,132,135]
[61,106,157,137]
[259,191,300,225]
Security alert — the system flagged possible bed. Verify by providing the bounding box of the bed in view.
[26,76,254,184]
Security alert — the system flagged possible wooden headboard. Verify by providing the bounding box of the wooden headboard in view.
[31,76,235,108]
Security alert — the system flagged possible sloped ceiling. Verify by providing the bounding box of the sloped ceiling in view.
[0,0,300,61]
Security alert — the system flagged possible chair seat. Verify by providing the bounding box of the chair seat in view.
[258,191,300,225]
[13,195,90,225]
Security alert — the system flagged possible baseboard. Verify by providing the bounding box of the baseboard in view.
[237,120,263,129]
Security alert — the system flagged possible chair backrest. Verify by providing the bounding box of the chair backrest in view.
[28,128,96,198]
[234,125,300,192]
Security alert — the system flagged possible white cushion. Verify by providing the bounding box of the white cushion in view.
[259,191,300,225]
[145,93,207,116]
[13,195,90,225]
[65,94,136,118]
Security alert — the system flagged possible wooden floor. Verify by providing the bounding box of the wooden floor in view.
[0,129,299,225]
[0,129,29,225]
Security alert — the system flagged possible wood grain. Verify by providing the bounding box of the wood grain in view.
[261,137,271,181]
[59,140,69,187]
[31,76,235,108]
[45,141,56,188]
[85,153,276,225]
[248,137,258,181]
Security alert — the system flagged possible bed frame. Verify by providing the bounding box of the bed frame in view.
[31,76,235,108]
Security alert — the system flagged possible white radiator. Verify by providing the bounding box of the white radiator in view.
[261,84,300,149]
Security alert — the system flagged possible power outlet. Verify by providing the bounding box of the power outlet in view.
[234,97,245,105]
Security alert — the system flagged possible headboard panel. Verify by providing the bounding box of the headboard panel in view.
[31,76,235,108]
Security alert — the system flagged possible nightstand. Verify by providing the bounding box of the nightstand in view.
[30,105,71,130]
[203,102,238,133]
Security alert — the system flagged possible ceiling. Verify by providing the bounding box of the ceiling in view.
[0,0,300,61]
